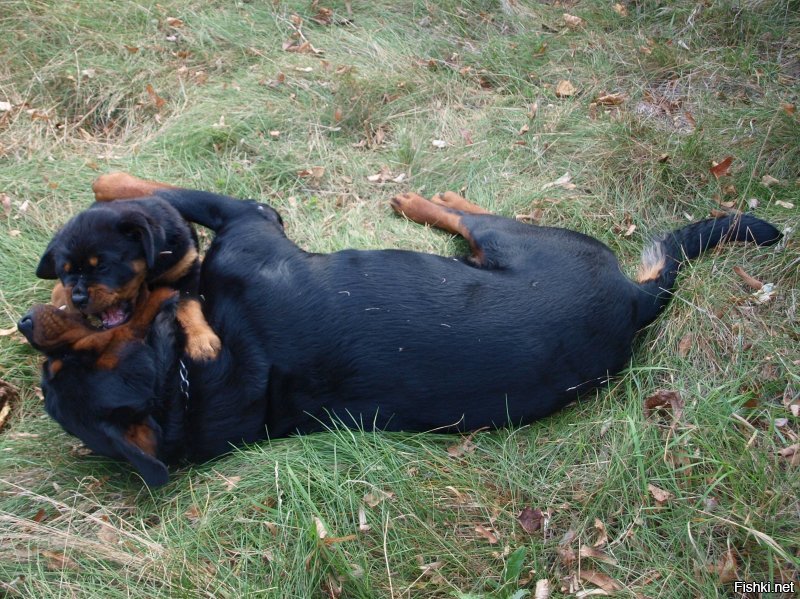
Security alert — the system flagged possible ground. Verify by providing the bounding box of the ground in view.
[0,1,798,597]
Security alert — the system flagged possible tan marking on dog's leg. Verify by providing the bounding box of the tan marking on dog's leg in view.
[636,243,667,283]
[92,172,178,202]
[390,192,486,265]
[431,191,491,214]
[152,246,198,285]
[177,299,221,361]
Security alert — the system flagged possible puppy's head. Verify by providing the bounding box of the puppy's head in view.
[36,203,166,328]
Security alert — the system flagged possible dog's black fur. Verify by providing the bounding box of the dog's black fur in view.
[20,182,782,486]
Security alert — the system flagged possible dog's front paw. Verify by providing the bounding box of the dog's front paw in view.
[185,330,222,361]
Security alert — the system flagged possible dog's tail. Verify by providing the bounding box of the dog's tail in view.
[634,213,781,329]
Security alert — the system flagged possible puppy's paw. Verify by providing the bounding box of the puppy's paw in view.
[185,330,222,361]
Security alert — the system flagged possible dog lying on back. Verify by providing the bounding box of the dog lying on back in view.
[19,173,783,487]
[34,189,220,361]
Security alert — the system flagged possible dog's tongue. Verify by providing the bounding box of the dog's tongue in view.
[101,306,128,328]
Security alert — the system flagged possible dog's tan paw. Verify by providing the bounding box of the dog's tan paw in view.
[185,330,222,361]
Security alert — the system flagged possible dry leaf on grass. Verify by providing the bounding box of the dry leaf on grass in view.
[595,92,625,106]
[647,483,673,505]
[592,518,608,547]
[706,550,738,583]
[534,578,551,599]
[775,200,794,209]
[166,17,184,27]
[555,80,577,97]
[678,333,693,357]
[777,444,799,466]
[710,156,734,179]
[579,546,618,565]
[41,550,79,571]
[579,569,623,592]
[314,516,328,539]
[97,515,121,545]
[184,505,202,524]
[760,174,781,187]
[563,14,584,28]
[364,490,394,508]
[613,3,628,16]
[475,525,499,544]
[541,172,576,191]
[517,507,546,534]
[0,380,19,433]
[145,84,166,109]
[783,386,799,418]
[643,390,684,428]
[297,166,325,182]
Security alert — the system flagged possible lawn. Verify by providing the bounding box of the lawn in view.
[0,1,798,597]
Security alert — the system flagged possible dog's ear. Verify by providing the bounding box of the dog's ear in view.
[117,211,166,269]
[36,236,61,279]
[103,417,169,487]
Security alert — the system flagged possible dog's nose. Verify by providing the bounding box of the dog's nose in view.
[71,289,89,309]
[17,314,34,335]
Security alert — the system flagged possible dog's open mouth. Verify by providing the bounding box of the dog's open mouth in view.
[85,302,132,329]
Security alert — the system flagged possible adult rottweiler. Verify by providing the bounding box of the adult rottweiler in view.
[19,173,781,486]
[34,186,220,361]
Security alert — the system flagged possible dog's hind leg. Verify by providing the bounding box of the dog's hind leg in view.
[391,192,501,267]
[430,191,491,214]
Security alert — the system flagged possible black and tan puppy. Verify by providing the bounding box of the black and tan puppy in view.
[35,192,220,361]
[18,172,781,486]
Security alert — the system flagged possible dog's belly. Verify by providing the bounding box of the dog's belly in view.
[209,247,640,434]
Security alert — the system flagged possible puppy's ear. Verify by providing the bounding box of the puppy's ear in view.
[36,237,61,279]
[118,211,166,269]
[103,417,169,487]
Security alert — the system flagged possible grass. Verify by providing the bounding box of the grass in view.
[1,0,798,596]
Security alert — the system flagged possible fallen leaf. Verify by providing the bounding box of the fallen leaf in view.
[314,516,328,539]
[678,333,693,357]
[775,200,794,209]
[613,3,628,17]
[579,545,618,565]
[658,153,670,163]
[733,266,763,290]
[782,103,796,115]
[643,390,684,427]
[534,578,551,599]
[97,515,120,545]
[41,550,79,571]
[184,505,202,523]
[747,198,759,209]
[1,193,11,216]
[324,534,357,546]
[707,550,738,584]
[528,102,539,118]
[579,569,623,592]
[431,139,448,149]
[555,80,577,98]
[517,507,545,534]
[783,386,799,418]
[541,172,576,191]
[218,474,241,491]
[358,505,370,532]
[0,101,13,112]
[475,525,498,544]
[145,84,166,109]
[563,13,583,28]
[752,282,776,303]
[595,92,625,106]
[710,156,734,179]
[518,123,530,135]
[366,166,393,183]
[269,130,281,138]
[297,166,325,182]
[460,129,474,145]
[761,174,781,187]
[592,518,608,547]
[647,483,673,505]
[166,17,184,27]
[364,490,394,508]
[777,444,799,466]
[124,45,139,53]
[282,40,323,55]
